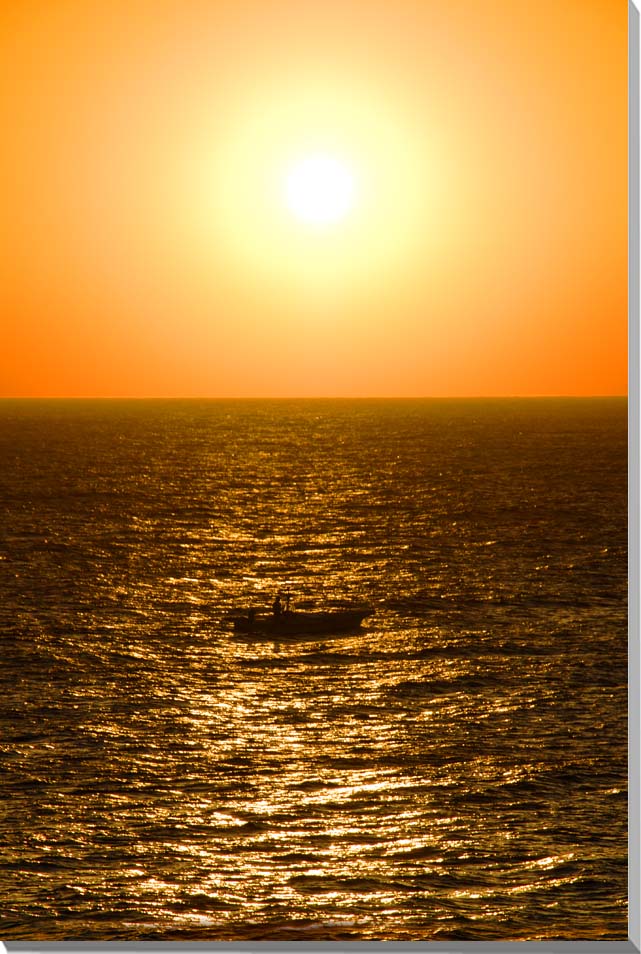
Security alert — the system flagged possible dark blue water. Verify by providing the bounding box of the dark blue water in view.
[0,398,627,940]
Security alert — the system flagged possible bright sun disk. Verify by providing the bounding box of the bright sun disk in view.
[284,153,356,228]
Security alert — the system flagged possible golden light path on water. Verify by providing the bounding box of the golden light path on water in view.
[61,610,620,942]
[0,399,627,941]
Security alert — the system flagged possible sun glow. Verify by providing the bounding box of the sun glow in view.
[284,153,356,228]
[196,77,437,305]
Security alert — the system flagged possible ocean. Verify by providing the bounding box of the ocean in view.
[0,397,628,941]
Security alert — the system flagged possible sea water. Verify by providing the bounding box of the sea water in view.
[0,398,628,941]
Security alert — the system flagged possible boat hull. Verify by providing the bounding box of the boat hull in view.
[231,609,369,636]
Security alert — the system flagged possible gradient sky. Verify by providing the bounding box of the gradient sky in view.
[0,0,628,397]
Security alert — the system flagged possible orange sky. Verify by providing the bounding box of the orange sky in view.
[0,0,628,397]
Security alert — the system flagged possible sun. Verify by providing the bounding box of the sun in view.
[283,152,356,228]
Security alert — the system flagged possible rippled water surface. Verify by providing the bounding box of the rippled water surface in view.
[0,398,628,941]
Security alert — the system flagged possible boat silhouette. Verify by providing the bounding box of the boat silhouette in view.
[230,606,371,636]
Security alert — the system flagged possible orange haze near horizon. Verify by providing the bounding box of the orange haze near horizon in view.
[0,0,628,398]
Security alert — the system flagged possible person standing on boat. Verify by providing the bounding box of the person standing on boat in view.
[272,593,282,619]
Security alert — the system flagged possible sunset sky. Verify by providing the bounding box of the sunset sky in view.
[0,0,628,398]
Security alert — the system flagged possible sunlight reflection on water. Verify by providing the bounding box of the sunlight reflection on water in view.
[0,398,628,940]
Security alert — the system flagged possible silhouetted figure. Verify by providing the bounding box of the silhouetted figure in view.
[272,593,282,619]
[284,591,291,614]
[248,607,255,629]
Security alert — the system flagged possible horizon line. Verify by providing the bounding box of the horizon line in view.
[0,394,629,401]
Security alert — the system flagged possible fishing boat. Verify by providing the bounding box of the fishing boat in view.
[230,607,371,637]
